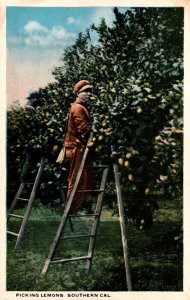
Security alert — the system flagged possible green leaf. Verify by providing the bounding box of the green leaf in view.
[144,87,152,93]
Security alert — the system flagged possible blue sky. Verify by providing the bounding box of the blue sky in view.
[7,7,116,39]
[7,6,129,107]
[7,7,117,48]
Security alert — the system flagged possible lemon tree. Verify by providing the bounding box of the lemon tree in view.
[7,8,183,223]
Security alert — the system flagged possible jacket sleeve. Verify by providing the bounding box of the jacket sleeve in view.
[73,105,91,141]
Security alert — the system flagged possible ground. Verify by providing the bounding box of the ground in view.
[7,198,183,291]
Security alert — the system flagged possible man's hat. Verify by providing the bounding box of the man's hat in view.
[73,80,92,94]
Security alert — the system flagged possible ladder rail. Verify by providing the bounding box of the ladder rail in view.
[84,167,109,273]
[7,158,45,248]
[14,157,45,250]
[59,182,73,232]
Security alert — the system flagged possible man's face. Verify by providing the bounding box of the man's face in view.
[78,88,91,102]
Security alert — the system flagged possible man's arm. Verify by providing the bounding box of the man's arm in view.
[73,105,91,142]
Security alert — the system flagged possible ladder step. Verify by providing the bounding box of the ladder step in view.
[50,255,92,264]
[69,213,99,218]
[7,230,19,237]
[8,213,24,219]
[61,234,95,240]
[77,189,104,193]
[17,197,29,202]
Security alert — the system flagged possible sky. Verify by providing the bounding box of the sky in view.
[7,6,128,108]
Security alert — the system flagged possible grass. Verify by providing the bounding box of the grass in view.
[7,198,183,291]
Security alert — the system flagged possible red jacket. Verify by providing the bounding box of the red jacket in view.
[64,97,91,149]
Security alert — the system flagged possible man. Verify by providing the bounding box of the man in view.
[64,80,94,214]
[20,92,41,183]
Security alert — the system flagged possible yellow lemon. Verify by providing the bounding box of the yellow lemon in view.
[87,141,94,148]
[128,174,133,181]
[135,79,141,84]
[124,160,129,167]
[48,128,55,133]
[171,163,177,169]
[102,122,107,127]
[137,107,142,113]
[95,145,102,153]
[53,145,59,152]
[126,153,132,159]
[98,135,104,141]
[171,127,176,132]
[145,188,150,195]
[118,158,124,166]
[105,129,111,135]
[132,150,139,155]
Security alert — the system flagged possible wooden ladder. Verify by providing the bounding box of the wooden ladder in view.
[41,145,132,290]
[7,157,45,250]
[41,139,109,274]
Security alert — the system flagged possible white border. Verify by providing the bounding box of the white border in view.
[1,1,190,299]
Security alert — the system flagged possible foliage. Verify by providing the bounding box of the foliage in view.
[7,8,183,219]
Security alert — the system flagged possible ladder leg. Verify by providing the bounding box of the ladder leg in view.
[84,167,109,273]
[7,183,25,219]
[113,162,132,291]
[15,158,45,250]
[41,207,70,274]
